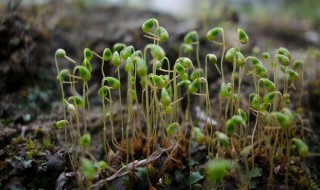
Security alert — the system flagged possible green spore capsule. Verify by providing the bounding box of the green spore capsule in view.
[68,96,85,107]
[150,44,165,60]
[263,91,277,104]
[97,161,108,170]
[98,86,109,97]
[188,78,201,94]
[181,43,193,54]
[225,47,236,62]
[276,47,291,59]
[225,119,235,137]
[261,78,275,92]
[193,127,205,144]
[288,69,299,81]
[113,43,126,52]
[238,28,249,44]
[121,46,133,60]
[56,120,68,129]
[103,48,112,61]
[190,69,203,81]
[111,51,121,67]
[276,54,290,66]
[235,51,245,66]
[220,82,232,98]
[104,77,120,89]
[177,80,191,87]
[125,57,134,73]
[184,31,196,44]
[275,112,291,129]
[292,138,309,157]
[134,57,148,77]
[161,87,171,107]
[215,131,229,147]
[167,123,176,135]
[81,158,96,181]
[156,26,169,42]
[82,59,92,72]
[292,59,304,71]
[57,69,70,81]
[262,52,270,60]
[84,48,93,61]
[142,18,156,33]
[78,66,91,81]
[207,27,222,41]
[208,54,217,65]
[81,134,91,148]
[174,62,185,76]
[249,56,262,65]
[206,159,232,184]
[55,48,66,58]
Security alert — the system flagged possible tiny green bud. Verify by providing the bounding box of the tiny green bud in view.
[249,56,262,65]
[125,57,134,72]
[161,88,171,107]
[292,59,304,71]
[288,69,299,81]
[261,78,275,92]
[237,28,249,44]
[225,47,236,62]
[55,48,66,58]
[98,161,108,170]
[177,80,191,87]
[167,123,176,135]
[232,115,246,127]
[156,26,169,42]
[207,27,222,41]
[193,127,205,144]
[78,66,91,81]
[283,93,290,105]
[254,64,268,78]
[174,62,186,76]
[282,108,294,122]
[56,120,68,129]
[84,48,93,61]
[188,78,201,94]
[104,77,120,89]
[82,59,92,72]
[262,52,270,60]
[181,72,188,81]
[68,96,85,107]
[98,86,109,97]
[142,18,156,33]
[263,91,276,104]
[179,57,193,68]
[235,51,245,66]
[274,112,291,129]
[208,54,217,65]
[276,47,291,59]
[225,119,235,137]
[215,131,229,147]
[292,138,309,157]
[149,44,165,60]
[57,69,70,81]
[220,82,232,97]
[184,31,196,44]
[276,54,290,66]
[121,46,133,60]
[81,158,95,180]
[237,108,248,122]
[111,51,121,67]
[181,43,193,54]
[81,133,91,148]
[206,159,232,184]
[68,104,75,112]
[152,74,165,87]
[113,43,126,52]
[134,57,148,77]
[250,93,261,110]
[164,105,172,114]
[190,69,203,81]
[103,48,112,61]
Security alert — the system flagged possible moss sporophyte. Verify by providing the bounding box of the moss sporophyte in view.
[54,18,314,189]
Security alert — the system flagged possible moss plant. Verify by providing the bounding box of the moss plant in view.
[53,18,313,189]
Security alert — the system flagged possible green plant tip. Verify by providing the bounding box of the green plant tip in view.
[121,46,133,60]
[84,48,93,61]
[194,127,205,144]
[98,161,108,170]
[188,79,201,94]
[225,119,235,136]
[288,69,299,80]
[237,28,249,44]
[220,82,232,97]
[261,78,275,92]
[68,96,85,107]
[178,57,193,68]
[156,27,169,42]
[81,134,91,148]
[215,131,229,147]
[225,47,236,62]
[184,31,196,44]
[181,43,193,54]
[150,44,165,60]
[249,56,262,65]
[134,57,148,77]
[263,91,277,104]
[262,52,270,60]
[55,48,66,58]
[82,59,92,72]
[98,86,109,97]
[113,43,126,52]
[78,66,91,81]
[292,59,304,71]
[81,158,96,180]
[112,51,121,67]
[208,54,217,65]
[207,27,221,41]
[104,77,120,89]
[190,69,202,81]
[275,112,291,129]
[235,51,245,66]
[56,120,68,129]
[174,62,186,76]
[276,47,291,59]
[167,123,175,135]
[103,48,112,61]
[161,88,171,107]
[206,159,232,184]
[57,69,70,81]
[276,54,290,66]
[125,57,134,72]
[292,138,309,157]
[142,18,156,33]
